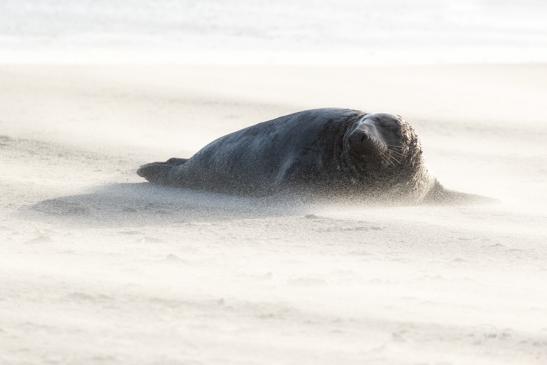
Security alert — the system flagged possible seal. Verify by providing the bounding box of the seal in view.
[137,108,475,203]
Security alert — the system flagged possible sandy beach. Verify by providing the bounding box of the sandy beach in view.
[0,64,546,364]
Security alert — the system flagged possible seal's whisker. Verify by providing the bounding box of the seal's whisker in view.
[388,148,403,156]
[388,150,403,157]
[388,151,403,157]
[388,150,404,159]
[388,147,404,156]
[388,156,401,166]
[380,152,399,167]
[387,151,402,163]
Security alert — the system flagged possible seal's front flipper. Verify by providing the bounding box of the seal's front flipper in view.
[137,157,188,185]
[422,180,497,205]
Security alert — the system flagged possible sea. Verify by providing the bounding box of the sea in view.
[1,0,546,63]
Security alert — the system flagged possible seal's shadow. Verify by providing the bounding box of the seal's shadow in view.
[29,183,299,226]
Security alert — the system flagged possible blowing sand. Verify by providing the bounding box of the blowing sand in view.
[1,65,547,364]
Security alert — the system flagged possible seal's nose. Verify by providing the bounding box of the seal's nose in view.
[348,127,376,156]
[349,129,370,146]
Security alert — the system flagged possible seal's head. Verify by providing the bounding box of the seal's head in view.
[343,112,430,198]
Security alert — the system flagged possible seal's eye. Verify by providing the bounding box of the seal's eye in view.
[380,117,401,130]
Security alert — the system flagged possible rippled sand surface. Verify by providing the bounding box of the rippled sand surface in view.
[1,65,546,364]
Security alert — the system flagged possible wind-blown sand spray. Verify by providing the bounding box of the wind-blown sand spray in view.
[1,65,547,364]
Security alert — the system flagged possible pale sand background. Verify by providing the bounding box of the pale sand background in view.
[1,65,547,364]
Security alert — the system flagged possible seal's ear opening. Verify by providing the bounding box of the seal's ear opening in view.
[422,180,497,205]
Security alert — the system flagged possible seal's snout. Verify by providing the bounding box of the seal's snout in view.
[348,121,385,156]
[348,129,377,158]
[348,128,370,147]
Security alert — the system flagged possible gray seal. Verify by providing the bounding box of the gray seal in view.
[137,108,475,203]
